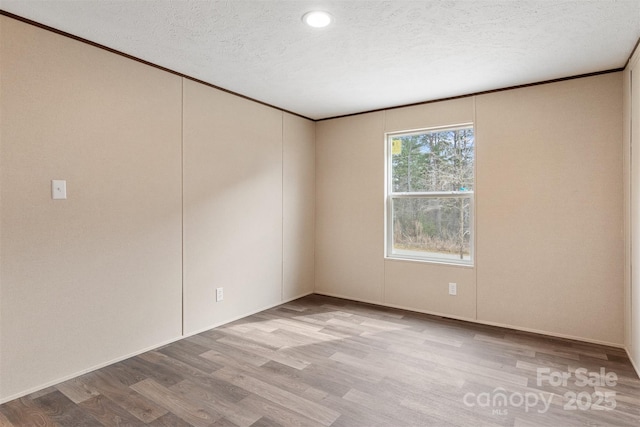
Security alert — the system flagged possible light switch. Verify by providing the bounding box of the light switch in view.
[52,180,67,200]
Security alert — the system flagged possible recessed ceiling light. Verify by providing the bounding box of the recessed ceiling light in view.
[302,11,333,28]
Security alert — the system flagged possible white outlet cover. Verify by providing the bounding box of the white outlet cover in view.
[448,283,457,296]
[52,180,67,200]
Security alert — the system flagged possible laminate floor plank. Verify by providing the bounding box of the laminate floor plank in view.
[251,313,325,333]
[32,390,101,427]
[249,357,331,404]
[78,371,169,423]
[97,363,149,388]
[225,322,278,335]
[0,411,15,427]
[378,377,508,426]
[26,388,58,401]
[55,379,101,405]
[313,394,401,427]
[118,356,185,388]
[212,368,340,426]
[164,339,213,359]
[258,360,352,399]
[339,349,465,390]
[216,335,310,370]
[384,342,530,387]
[2,295,640,426]
[171,372,251,405]
[399,396,505,427]
[287,332,370,360]
[390,339,528,380]
[156,344,224,374]
[77,394,145,427]
[248,416,285,427]
[341,387,431,426]
[201,354,316,400]
[210,417,239,427]
[184,334,226,353]
[201,341,272,368]
[0,398,60,427]
[237,395,323,427]
[275,327,349,349]
[136,351,215,384]
[169,379,262,427]
[146,412,193,427]
[130,378,220,427]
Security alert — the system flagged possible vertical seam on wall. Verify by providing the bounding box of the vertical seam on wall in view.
[181,78,185,336]
[629,46,640,360]
[281,112,285,302]
[382,110,387,304]
[630,69,634,350]
[473,96,478,321]
[313,118,318,294]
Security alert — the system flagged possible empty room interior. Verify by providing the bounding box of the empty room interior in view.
[1,1,640,426]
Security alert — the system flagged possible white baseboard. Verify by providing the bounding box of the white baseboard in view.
[472,318,625,349]
[2,289,626,405]
[625,346,640,378]
[0,291,314,405]
[313,291,625,349]
[0,334,184,405]
[182,292,314,338]
[313,291,476,323]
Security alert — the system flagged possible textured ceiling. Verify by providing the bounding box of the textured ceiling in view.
[1,0,639,120]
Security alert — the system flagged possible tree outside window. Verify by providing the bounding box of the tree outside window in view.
[387,126,474,264]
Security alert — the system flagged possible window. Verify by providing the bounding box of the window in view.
[386,125,474,265]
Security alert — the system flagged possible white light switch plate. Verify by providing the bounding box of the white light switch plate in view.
[52,180,67,200]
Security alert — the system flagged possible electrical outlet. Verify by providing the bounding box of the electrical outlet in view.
[448,283,457,296]
[216,287,224,302]
[51,180,67,200]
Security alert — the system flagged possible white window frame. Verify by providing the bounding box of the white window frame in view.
[385,124,475,266]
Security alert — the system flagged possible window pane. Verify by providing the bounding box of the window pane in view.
[392,197,471,262]
[391,128,474,193]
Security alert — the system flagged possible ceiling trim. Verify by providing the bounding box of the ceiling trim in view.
[317,68,624,122]
[624,36,640,70]
[0,9,314,121]
[0,9,631,124]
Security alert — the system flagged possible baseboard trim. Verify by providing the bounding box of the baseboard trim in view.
[312,291,388,310]
[0,291,313,405]
[625,346,640,378]
[1,289,625,404]
[182,292,314,338]
[0,334,184,405]
[472,318,624,349]
[313,291,625,349]
[313,291,477,323]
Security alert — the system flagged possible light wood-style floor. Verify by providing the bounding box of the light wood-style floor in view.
[1,294,639,426]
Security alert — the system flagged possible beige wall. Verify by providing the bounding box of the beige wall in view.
[0,16,183,399]
[625,45,640,373]
[0,16,315,402]
[283,113,316,300]
[182,80,284,334]
[316,74,624,345]
[315,112,385,303]
[476,74,623,344]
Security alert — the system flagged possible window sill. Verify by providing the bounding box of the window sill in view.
[384,255,474,268]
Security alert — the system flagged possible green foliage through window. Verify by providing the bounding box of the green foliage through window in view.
[387,126,474,263]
